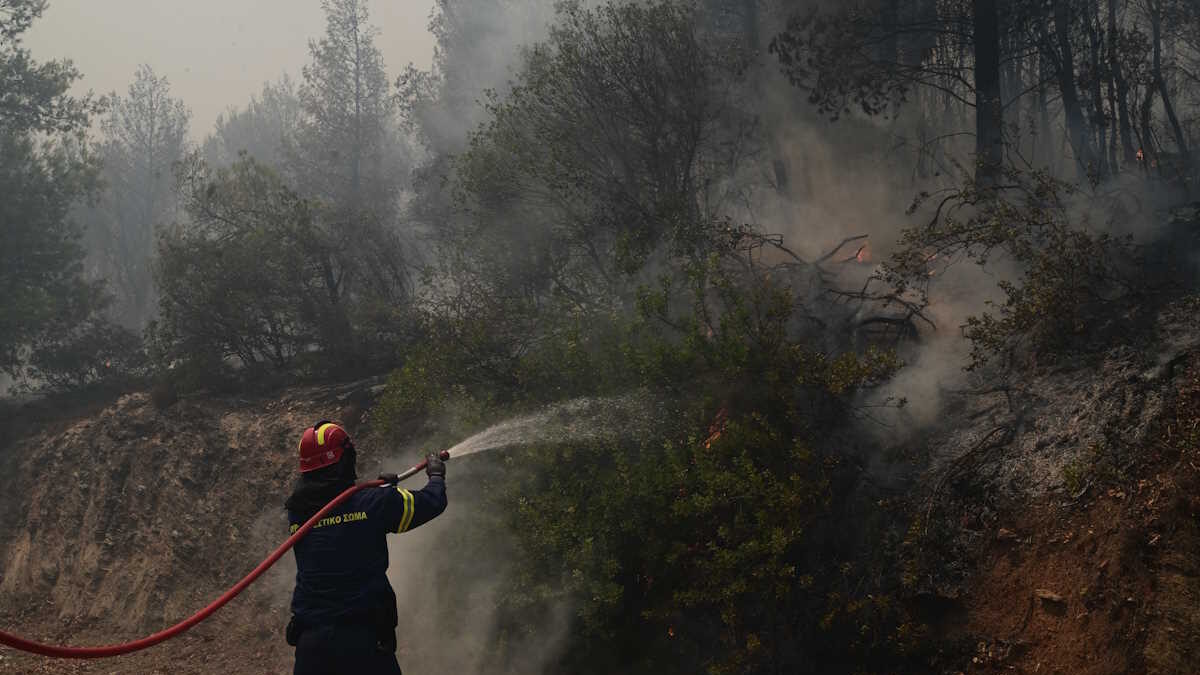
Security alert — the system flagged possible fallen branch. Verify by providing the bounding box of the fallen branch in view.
[922,423,1016,536]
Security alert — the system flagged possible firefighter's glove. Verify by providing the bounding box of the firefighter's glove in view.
[377,473,400,485]
[425,452,446,479]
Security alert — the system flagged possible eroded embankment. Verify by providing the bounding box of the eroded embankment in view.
[919,302,1200,675]
[0,379,390,675]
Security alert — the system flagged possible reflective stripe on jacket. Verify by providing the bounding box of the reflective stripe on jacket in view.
[288,477,447,627]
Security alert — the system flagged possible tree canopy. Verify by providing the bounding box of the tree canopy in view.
[0,0,135,390]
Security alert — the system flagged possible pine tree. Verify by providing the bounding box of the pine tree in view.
[295,0,400,212]
[290,0,412,364]
[87,64,190,328]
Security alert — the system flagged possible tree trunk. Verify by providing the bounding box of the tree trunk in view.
[351,2,363,203]
[1149,0,1190,161]
[1107,76,1119,171]
[1087,3,1110,178]
[974,0,1004,185]
[1052,0,1098,179]
[1037,23,1054,169]
[741,0,760,54]
[882,0,899,67]
[1108,0,1136,165]
[1139,83,1156,170]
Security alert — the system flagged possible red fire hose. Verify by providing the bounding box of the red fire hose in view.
[0,450,449,659]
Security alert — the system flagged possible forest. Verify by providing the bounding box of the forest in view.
[3,0,1200,672]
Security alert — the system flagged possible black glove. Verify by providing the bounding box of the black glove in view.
[377,473,399,484]
[425,452,446,479]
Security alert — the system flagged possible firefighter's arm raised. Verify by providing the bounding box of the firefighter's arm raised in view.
[376,454,447,533]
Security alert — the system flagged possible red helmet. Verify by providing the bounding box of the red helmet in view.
[298,420,352,473]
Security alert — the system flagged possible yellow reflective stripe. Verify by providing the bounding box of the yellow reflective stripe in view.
[316,423,336,446]
[397,488,415,533]
[402,490,415,532]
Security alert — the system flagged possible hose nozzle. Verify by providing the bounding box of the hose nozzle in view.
[381,449,452,485]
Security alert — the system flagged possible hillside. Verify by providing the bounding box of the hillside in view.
[0,380,392,675]
[922,300,1200,674]
[1,304,1199,674]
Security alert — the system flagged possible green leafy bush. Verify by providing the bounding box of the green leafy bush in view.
[885,169,1146,372]
[155,155,415,384]
[26,315,144,391]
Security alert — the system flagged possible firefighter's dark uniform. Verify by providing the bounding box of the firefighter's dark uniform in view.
[287,477,447,675]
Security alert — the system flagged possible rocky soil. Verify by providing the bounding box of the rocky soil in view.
[0,379,393,674]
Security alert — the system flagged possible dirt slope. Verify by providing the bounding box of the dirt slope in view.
[0,379,388,674]
[922,301,1200,674]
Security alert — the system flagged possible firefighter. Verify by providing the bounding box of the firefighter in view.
[285,420,447,675]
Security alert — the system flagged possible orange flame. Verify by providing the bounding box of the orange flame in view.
[704,407,728,449]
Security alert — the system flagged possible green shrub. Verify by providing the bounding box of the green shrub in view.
[885,169,1146,372]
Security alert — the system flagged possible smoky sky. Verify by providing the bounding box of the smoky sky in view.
[24,0,436,139]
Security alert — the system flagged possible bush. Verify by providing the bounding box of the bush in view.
[25,315,145,392]
[884,169,1147,372]
[155,155,416,385]
[380,257,912,674]
[444,0,753,315]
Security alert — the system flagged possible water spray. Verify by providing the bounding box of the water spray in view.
[0,450,453,659]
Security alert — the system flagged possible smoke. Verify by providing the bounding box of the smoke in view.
[376,392,664,674]
[408,0,560,154]
[384,461,574,675]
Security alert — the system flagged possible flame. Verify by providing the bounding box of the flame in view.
[854,243,871,263]
[704,407,728,449]
[668,626,676,638]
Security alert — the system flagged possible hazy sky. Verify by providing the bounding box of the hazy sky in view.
[24,0,437,140]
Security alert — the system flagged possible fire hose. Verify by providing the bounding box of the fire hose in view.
[0,450,451,659]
